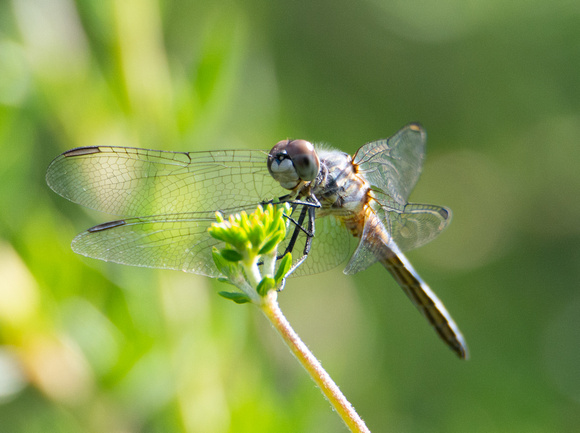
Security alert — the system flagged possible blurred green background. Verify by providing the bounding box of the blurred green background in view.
[1,0,579,431]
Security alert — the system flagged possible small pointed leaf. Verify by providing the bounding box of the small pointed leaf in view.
[221,248,244,262]
[257,277,276,297]
[218,291,251,304]
[275,253,293,285]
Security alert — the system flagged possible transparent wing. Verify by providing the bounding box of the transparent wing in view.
[46,146,282,217]
[388,204,451,252]
[372,191,451,252]
[71,207,352,278]
[280,213,352,277]
[353,123,426,205]
[72,212,222,277]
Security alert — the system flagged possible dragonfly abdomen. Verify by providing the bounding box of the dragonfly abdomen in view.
[378,247,469,359]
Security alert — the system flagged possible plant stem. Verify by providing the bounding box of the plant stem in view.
[243,260,262,289]
[260,290,371,433]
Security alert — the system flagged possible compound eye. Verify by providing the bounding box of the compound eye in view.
[267,139,320,190]
[285,139,320,181]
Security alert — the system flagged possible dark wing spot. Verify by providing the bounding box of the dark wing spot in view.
[64,147,102,157]
[88,219,127,232]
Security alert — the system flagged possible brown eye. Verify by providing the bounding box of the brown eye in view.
[286,139,320,181]
[268,139,320,189]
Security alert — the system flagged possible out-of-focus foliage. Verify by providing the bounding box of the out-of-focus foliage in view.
[1,0,579,431]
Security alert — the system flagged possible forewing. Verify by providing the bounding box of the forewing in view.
[353,123,426,205]
[372,192,451,252]
[72,212,223,277]
[46,146,282,217]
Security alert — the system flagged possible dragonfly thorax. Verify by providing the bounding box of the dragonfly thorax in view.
[311,149,372,227]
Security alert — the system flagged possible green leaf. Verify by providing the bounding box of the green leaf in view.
[218,291,251,304]
[275,253,293,285]
[257,277,275,297]
[258,234,282,255]
[221,248,244,262]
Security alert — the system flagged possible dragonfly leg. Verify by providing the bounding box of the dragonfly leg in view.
[263,194,322,208]
[280,204,309,259]
[260,196,319,240]
[283,198,317,280]
[279,193,320,257]
[284,212,314,237]
[283,198,321,208]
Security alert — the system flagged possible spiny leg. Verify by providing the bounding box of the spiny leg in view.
[284,197,318,278]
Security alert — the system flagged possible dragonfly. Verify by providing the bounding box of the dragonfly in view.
[46,123,468,359]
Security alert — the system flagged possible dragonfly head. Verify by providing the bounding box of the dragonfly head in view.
[268,139,320,190]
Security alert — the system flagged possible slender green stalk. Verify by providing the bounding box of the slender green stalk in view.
[260,290,370,433]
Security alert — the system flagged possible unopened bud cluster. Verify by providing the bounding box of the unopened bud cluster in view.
[209,204,292,303]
